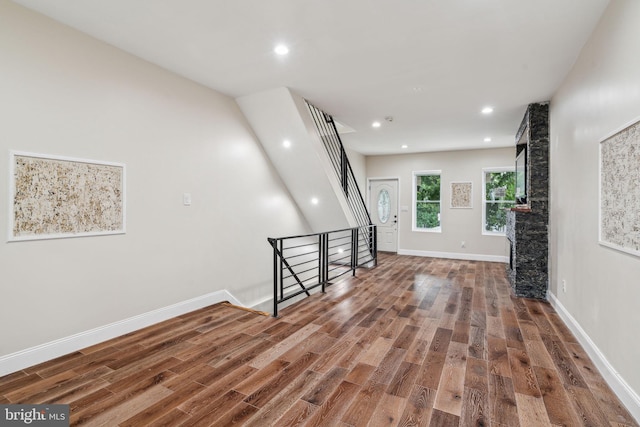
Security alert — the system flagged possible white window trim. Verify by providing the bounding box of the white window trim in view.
[482,166,515,236]
[413,170,442,233]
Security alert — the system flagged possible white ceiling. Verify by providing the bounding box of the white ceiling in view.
[12,0,610,155]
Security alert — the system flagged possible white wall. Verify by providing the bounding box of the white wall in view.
[0,1,309,357]
[345,147,367,195]
[366,147,513,261]
[237,88,354,231]
[550,0,640,406]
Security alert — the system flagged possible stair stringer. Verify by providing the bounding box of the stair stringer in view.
[236,87,358,232]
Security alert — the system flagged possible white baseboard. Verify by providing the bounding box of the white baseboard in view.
[548,291,640,423]
[397,249,508,263]
[0,290,243,377]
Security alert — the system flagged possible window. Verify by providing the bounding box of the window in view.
[413,171,441,231]
[483,168,516,234]
[377,189,390,223]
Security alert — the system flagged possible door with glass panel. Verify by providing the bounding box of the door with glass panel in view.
[370,179,398,252]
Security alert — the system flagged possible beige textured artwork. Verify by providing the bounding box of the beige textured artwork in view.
[451,182,472,208]
[11,153,125,240]
[600,119,640,256]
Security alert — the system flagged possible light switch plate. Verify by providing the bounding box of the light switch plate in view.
[183,193,192,206]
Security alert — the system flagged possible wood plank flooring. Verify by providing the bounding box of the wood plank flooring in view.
[1,253,637,426]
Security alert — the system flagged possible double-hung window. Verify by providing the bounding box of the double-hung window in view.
[483,168,516,235]
[413,171,441,232]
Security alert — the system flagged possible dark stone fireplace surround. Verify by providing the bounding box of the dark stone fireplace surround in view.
[506,103,549,300]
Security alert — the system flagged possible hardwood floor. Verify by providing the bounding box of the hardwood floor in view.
[1,253,637,426]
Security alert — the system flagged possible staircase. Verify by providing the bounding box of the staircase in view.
[236,88,376,315]
[236,87,365,232]
[305,101,373,230]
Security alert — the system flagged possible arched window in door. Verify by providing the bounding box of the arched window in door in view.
[377,189,390,224]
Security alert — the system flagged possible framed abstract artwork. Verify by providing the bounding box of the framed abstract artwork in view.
[9,151,126,241]
[450,181,473,209]
[599,117,640,257]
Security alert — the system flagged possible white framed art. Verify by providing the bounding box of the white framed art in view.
[450,181,473,209]
[599,116,640,257]
[8,151,126,241]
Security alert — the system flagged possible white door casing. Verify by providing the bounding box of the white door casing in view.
[370,179,398,252]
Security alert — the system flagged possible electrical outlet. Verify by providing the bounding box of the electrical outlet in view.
[461,241,465,248]
[562,279,567,293]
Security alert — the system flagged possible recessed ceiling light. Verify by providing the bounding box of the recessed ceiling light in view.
[372,121,381,128]
[401,144,408,149]
[282,139,291,148]
[274,44,289,55]
[484,137,492,142]
[311,197,319,205]
[481,106,494,114]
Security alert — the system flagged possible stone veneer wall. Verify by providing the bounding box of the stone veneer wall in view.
[506,103,549,299]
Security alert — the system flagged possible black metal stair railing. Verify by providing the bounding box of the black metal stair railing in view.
[268,224,376,317]
[306,101,372,229]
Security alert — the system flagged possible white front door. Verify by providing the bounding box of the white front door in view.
[370,179,398,253]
